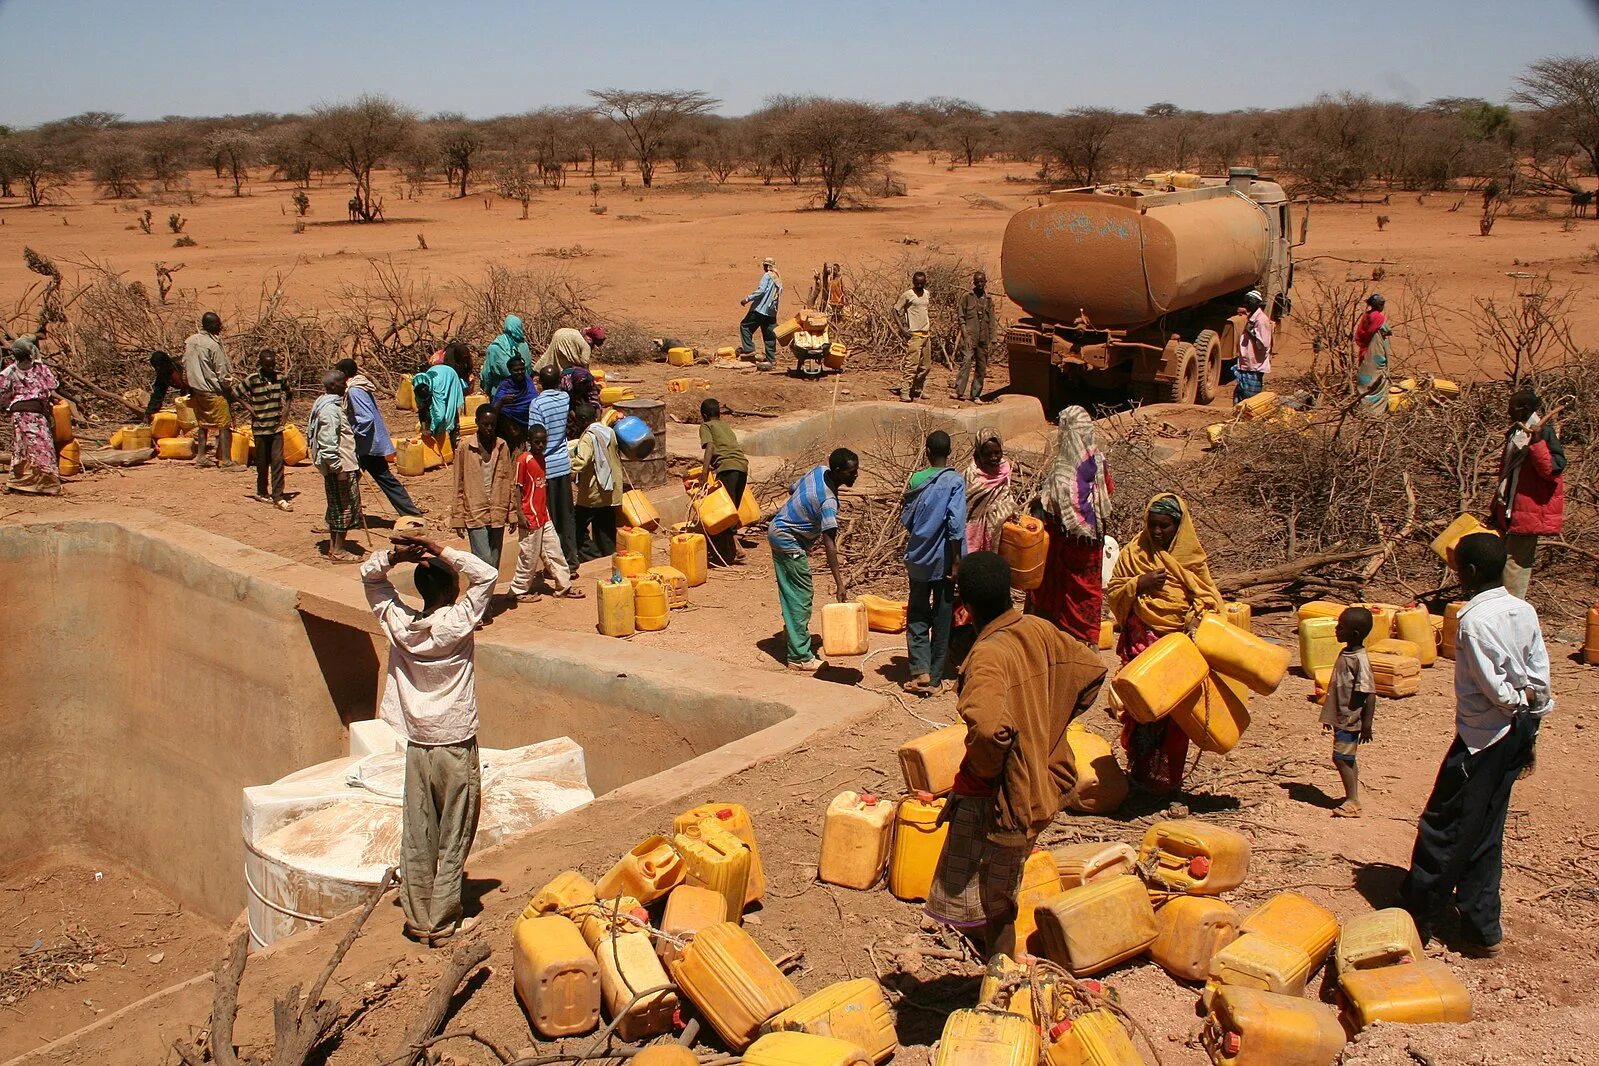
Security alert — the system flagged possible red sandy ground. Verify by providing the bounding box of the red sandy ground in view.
[1,157,1596,1064]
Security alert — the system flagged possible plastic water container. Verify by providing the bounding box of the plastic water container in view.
[525,870,598,920]
[50,398,72,444]
[1335,908,1425,973]
[150,410,180,441]
[1430,512,1489,563]
[512,914,601,1037]
[820,792,894,890]
[1205,934,1316,1004]
[596,834,684,904]
[1169,672,1251,754]
[1194,615,1291,695]
[395,438,425,477]
[601,385,637,406]
[978,955,1053,1023]
[116,424,153,451]
[676,821,752,923]
[934,1009,1039,1066]
[668,922,801,1050]
[622,488,660,530]
[1013,849,1064,954]
[634,1047,697,1066]
[1394,606,1437,666]
[596,929,679,1041]
[1150,896,1240,981]
[1034,875,1157,976]
[998,516,1049,590]
[1055,841,1137,889]
[614,549,649,579]
[1297,617,1339,677]
[671,532,708,587]
[647,566,689,609]
[764,978,898,1063]
[1045,1009,1144,1066]
[821,601,869,656]
[1296,600,1345,623]
[716,345,737,359]
[615,416,656,460]
[697,484,740,535]
[1235,391,1280,421]
[1202,986,1346,1066]
[1370,637,1421,659]
[56,439,80,476]
[744,1033,870,1066]
[738,487,762,525]
[667,346,696,367]
[597,578,635,637]
[1098,619,1115,649]
[617,525,653,563]
[857,593,908,633]
[888,793,948,902]
[1440,600,1465,660]
[634,577,670,631]
[1224,601,1253,632]
[175,395,197,432]
[1338,959,1472,1029]
[283,423,310,466]
[675,802,765,904]
[658,884,729,967]
[395,373,415,411]
[1238,892,1339,967]
[1138,820,1251,895]
[1356,602,1397,645]
[1111,633,1209,723]
[1063,725,1128,814]
[229,426,254,466]
[157,435,197,460]
[897,724,967,795]
[1584,602,1599,666]
[578,894,646,950]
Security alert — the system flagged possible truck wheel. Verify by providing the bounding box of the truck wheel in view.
[1193,330,1223,404]
[1163,343,1199,404]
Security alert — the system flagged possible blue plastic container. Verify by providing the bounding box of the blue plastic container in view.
[614,416,656,460]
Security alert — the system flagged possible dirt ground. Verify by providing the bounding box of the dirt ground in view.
[2,154,1596,380]
[2,154,1597,1064]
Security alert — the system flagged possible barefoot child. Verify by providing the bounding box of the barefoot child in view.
[508,424,582,603]
[1322,606,1376,817]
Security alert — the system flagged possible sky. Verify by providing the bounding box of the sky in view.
[2,0,1596,126]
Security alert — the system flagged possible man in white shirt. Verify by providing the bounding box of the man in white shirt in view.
[361,532,498,945]
[893,271,933,402]
[1402,532,1552,957]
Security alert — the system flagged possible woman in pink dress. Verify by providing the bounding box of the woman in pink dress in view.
[0,336,63,496]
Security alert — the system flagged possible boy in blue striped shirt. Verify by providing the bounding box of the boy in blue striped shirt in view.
[769,448,859,671]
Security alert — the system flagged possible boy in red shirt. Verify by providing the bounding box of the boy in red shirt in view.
[509,425,581,602]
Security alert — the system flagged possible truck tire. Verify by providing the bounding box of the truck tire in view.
[1163,342,1200,405]
[1193,329,1223,404]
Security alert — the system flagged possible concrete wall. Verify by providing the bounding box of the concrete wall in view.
[0,514,878,925]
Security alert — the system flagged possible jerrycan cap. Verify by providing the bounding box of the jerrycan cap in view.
[860,792,880,806]
[913,789,936,803]
[1222,1032,1241,1056]
[716,808,735,819]
[1048,1020,1074,1040]
[1188,855,1212,879]
[1080,979,1103,996]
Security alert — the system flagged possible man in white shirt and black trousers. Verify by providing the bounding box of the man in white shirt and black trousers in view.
[1401,531,1554,958]
[362,528,498,946]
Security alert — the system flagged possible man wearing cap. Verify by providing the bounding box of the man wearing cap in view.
[1234,290,1272,403]
[739,258,783,370]
[954,272,997,403]
[536,325,605,373]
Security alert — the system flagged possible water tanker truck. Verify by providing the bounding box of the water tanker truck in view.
[1000,167,1303,414]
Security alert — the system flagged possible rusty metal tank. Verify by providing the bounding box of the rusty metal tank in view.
[1002,182,1277,331]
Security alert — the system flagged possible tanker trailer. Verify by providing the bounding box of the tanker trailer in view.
[1000,168,1301,414]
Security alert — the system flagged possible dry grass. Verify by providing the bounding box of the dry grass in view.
[0,926,117,1007]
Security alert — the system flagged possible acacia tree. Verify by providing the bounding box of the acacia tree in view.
[1,135,70,206]
[1513,55,1599,181]
[437,121,483,197]
[587,88,719,187]
[207,129,260,196]
[928,97,995,166]
[784,98,893,209]
[307,94,418,221]
[89,135,144,198]
[1043,107,1129,186]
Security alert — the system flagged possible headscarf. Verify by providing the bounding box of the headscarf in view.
[1039,406,1111,541]
[963,428,1015,553]
[582,325,606,345]
[10,336,39,361]
[1106,493,1223,635]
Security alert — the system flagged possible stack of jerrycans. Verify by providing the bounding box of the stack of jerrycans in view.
[1334,909,1471,1031]
[1204,891,1339,1008]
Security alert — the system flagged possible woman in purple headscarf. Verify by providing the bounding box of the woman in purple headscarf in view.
[561,366,601,438]
[1025,406,1112,645]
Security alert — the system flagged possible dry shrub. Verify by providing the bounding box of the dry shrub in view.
[456,264,652,365]
[831,250,992,371]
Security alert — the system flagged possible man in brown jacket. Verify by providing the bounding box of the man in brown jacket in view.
[450,407,519,573]
[925,550,1106,953]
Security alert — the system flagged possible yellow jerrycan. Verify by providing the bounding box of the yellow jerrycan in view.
[1055,841,1137,889]
[1045,1009,1145,1066]
[1111,633,1209,722]
[1203,934,1316,1007]
[819,791,894,890]
[595,834,684,904]
[658,884,729,968]
[671,532,708,587]
[674,802,766,905]
[596,578,636,637]
[616,525,653,563]
[1063,724,1129,815]
[934,1009,1040,1066]
[523,870,597,920]
[743,1032,870,1066]
[763,978,898,1064]
[1239,891,1339,965]
[1335,907,1425,973]
[675,821,752,923]
[1033,875,1157,976]
[1202,986,1346,1066]
[1337,958,1473,1030]
[1012,848,1064,955]
[1194,614,1291,695]
[821,601,869,656]
[887,793,948,902]
[1150,896,1240,981]
[1138,819,1251,895]
[511,914,601,1038]
[668,922,801,1050]
[897,723,967,795]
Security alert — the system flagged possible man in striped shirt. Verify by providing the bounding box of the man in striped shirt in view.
[240,350,292,511]
[529,364,576,564]
[768,448,859,671]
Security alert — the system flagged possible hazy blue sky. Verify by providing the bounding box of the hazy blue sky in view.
[3,0,1596,125]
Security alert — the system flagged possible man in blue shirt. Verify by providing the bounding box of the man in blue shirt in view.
[737,257,783,370]
[899,431,967,694]
[768,448,859,671]
[529,364,576,563]
[337,357,424,518]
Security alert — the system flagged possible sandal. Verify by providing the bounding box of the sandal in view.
[515,593,544,604]
[327,550,361,564]
[902,677,934,696]
[275,499,293,512]
[1332,802,1362,818]
[558,588,586,599]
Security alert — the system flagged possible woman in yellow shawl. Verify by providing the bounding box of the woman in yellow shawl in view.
[1106,493,1223,790]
